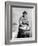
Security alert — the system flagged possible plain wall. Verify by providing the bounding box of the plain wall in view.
[0,0,38,46]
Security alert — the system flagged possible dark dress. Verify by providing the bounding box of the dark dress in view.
[17,17,30,38]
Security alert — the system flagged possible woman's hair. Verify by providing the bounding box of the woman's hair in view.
[22,11,27,17]
[23,11,27,14]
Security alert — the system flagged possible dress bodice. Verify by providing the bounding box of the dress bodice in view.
[20,17,29,26]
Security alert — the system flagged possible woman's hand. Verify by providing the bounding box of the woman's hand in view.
[19,24,30,30]
[19,25,27,30]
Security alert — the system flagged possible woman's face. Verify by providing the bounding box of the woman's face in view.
[23,14,27,17]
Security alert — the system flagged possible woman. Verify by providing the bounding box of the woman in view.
[17,11,31,38]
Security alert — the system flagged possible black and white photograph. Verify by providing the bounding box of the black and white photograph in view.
[5,2,37,44]
[12,7,32,38]
[10,6,35,42]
